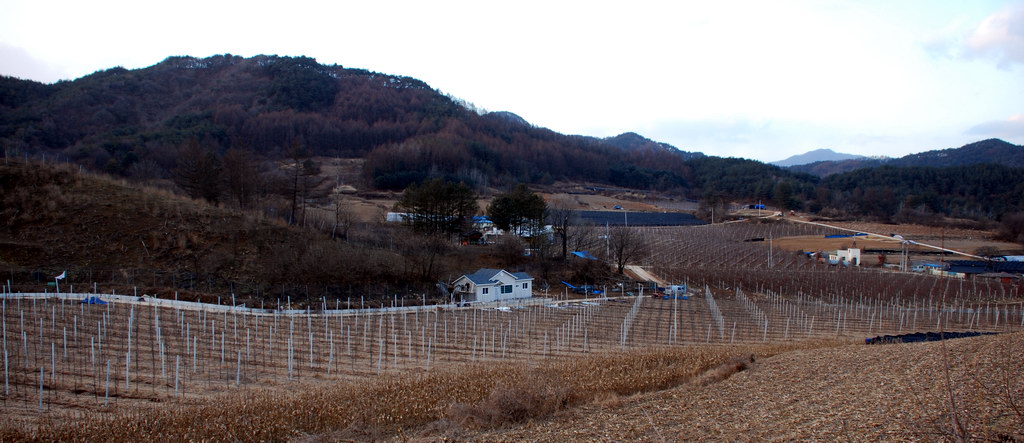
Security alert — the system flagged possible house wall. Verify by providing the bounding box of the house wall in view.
[476,284,500,303]
[491,273,519,302]
[830,249,861,266]
[513,280,532,299]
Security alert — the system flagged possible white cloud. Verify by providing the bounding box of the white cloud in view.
[0,43,66,82]
[966,114,1024,138]
[964,4,1024,68]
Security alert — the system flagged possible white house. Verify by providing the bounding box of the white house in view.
[452,269,533,304]
[829,248,861,266]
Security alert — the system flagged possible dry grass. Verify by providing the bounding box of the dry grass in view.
[0,341,836,441]
[464,332,1024,442]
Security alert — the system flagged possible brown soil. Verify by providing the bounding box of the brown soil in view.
[822,220,995,240]
[461,332,1024,441]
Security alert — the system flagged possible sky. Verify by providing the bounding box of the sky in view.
[1,0,1023,163]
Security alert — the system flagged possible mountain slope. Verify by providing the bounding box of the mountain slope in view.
[771,148,865,167]
[789,139,1023,176]
[0,55,695,192]
[602,132,704,160]
[3,55,1020,221]
[889,138,1023,168]
[0,54,803,198]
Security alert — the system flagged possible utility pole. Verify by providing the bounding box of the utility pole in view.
[605,223,610,258]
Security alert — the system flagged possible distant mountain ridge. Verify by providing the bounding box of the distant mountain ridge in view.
[788,139,1023,176]
[771,148,866,167]
[0,54,781,197]
[601,132,705,160]
[3,54,1022,221]
[888,138,1022,168]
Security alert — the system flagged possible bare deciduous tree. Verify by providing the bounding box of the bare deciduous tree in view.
[174,139,222,204]
[222,148,260,209]
[332,194,354,241]
[547,205,577,260]
[495,235,525,268]
[609,226,647,274]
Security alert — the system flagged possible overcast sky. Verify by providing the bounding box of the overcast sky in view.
[2,0,1022,162]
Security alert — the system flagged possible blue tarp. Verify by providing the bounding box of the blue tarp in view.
[563,281,602,294]
[80,296,108,305]
[571,251,599,260]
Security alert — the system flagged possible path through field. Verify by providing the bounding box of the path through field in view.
[624,265,668,286]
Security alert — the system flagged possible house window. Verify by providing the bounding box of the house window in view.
[522,283,529,289]
[482,287,489,294]
[501,285,513,294]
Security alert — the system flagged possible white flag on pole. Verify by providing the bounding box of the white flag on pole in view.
[55,271,66,280]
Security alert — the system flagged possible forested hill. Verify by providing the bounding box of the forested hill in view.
[0,54,732,193]
[789,139,1024,176]
[2,54,1021,222]
[601,132,704,160]
[888,138,1023,168]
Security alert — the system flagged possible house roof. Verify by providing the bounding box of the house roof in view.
[948,266,986,274]
[994,262,1024,273]
[463,269,502,285]
[460,269,532,285]
[945,260,1024,275]
[511,272,532,280]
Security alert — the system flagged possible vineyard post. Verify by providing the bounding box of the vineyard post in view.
[376,338,384,374]
[174,355,180,396]
[2,310,7,396]
[104,359,110,406]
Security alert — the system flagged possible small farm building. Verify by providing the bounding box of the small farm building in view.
[473,216,504,243]
[452,269,533,304]
[829,248,861,266]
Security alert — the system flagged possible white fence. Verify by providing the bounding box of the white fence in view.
[1,290,563,316]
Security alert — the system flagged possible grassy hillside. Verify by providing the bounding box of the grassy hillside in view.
[0,159,443,303]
